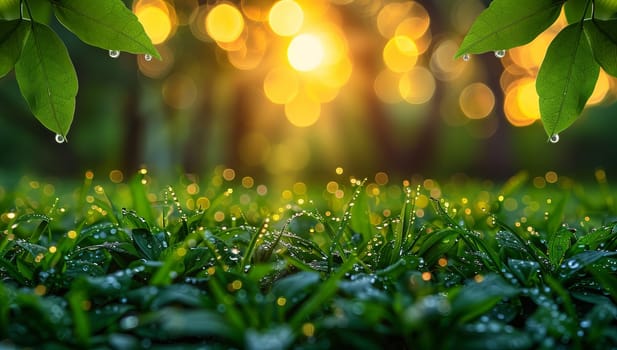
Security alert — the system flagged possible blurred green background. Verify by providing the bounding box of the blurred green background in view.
[1,0,616,185]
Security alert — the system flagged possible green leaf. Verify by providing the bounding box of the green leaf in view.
[0,19,29,78]
[451,274,519,323]
[51,0,160,59]
[537,23,600,137]
[564,0,592,24]
[584,19,617,77]
[132,228,163,260]
[14,21,77,138]
[456,0,564,57]
[547,227,571,267]
[67,287,91,347]
[558,250,617,281]
[150,308,237,340]
[0,0,20,20]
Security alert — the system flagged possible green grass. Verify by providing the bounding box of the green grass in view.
[1,168,617,349]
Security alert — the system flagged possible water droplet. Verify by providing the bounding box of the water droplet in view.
[494,50,506,58]
[462,53,470,61]
[120,315,139,329]
[567,259,580,269]
[144,54,152,62]
[55,134,66,143]
[549,134,559,143]
[109,50,120,58]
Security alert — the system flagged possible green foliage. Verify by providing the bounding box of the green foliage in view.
[458,0,617,138]
[455,0,564,56]
[537,22,600,137]
[15,21,77,138]
[0,0,158,140]
[0,172,617,348]
[51,0,159,59]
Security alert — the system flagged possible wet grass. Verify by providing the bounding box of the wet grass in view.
[1,168,617,349]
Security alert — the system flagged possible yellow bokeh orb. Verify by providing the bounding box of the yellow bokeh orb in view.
[399,66,435,104]
[288,34,324,72]
[285,92,321,127]
[263,67,299,104]
[459,83,495,119]
[135,3,173,45]
[268,0,304,36]
[206,3,245,43]
[374,69,403,104]
[383,35,418,73]
[504,78,540,127]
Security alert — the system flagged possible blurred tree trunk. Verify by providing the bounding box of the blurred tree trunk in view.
[122,81,145,175]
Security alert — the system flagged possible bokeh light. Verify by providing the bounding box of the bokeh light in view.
[459,83,495,119]
[504,78,540,127]
[134,0,176,45]
[383,35,418,73]
[375,69,403,104]
[264,67,299,104]
[588,70,611,106]
[206,3,245,43]
[241,0,271,22]
[285,91,321,127]
[269,0,304,37]
[288,34,325,72]
[399,67,436,104]
[430,40,466,81]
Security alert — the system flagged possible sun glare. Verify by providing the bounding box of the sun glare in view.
[287,34,325,72]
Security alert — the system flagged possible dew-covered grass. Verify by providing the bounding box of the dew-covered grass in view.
[1,168,617,349]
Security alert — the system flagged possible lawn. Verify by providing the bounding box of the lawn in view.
[1,168,617,349]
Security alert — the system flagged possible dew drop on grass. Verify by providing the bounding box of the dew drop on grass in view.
[549,134,559,143]
[120,315,139,330]
[462,53,470,61]
[109,50,120,58]
[494,50,506,58]
[144,54,152,62]
[567,259,580,269]
[55,134,65,143]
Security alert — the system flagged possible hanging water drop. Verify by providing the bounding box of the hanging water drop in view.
[55,134,66,144]
[495,50,506,58]
[109,50,120,58]
[462,53,470,61]
[144,54,152,62]
[549,134,559,144]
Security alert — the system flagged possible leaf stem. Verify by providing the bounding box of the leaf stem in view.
[21,0,33,22]
[581,0,594,22]
[590,0,596,20]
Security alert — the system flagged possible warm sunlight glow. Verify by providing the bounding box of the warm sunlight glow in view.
[588,70,611,106]
[504,78,540,127]
[135,1,174,45]
[227,26,268,70]
[374,69,403,104]
[394,8,430,40]
[241,0,271,22]
[264,67,299,104]
[377,1,417,39]
[288,34,324,72]
[430,40,465,81]
[459,83,495,119]
[383,35,418,73]
[285,92,321,127]
[268,0,304,37]
[399,66,435,104]
[206,3,245,43]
